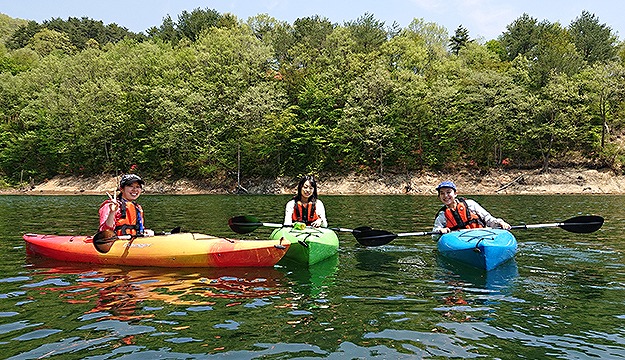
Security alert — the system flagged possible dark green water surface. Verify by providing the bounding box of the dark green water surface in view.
[0,194,623,359]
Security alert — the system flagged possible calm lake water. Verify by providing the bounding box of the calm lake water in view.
[1,194,623,359]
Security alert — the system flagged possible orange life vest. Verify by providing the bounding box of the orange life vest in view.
[100,199,144,236]
[292,201,319,226]
[441,198,484,231]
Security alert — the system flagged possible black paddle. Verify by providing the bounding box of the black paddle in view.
[353,215,604,247]
[228,215,282,234]
[227,215,371,235]
[509,215,604,233]
[352,229,442,246]
[92,230,132,253]
[92,226,182,254]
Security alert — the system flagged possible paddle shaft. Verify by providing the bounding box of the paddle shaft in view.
[510,215,603,233]
[354,215,603,246]
[394,231,440,237]
[243,222,360,233]
[242,221,282,229]
[93,226,179,246]
[373,220,597,238]
[512,224,559,230]
[512,222,585,230]
[94,234,132,244]
[228,215,363,234]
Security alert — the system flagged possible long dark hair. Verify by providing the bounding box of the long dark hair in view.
[293,175,318,203]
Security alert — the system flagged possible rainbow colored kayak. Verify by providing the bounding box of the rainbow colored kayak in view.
[270,227,339,265]
[437,228,517,271]
[23,232,290,268]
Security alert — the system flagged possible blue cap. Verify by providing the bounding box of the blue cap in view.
[435,180,456,192]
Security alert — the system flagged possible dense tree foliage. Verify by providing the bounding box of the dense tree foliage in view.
[0,13,27,44]
[1,9,624,188]
[5,17,140,51]
[147,8,222,43]
[569,11,619,64]
[449,25,470,55]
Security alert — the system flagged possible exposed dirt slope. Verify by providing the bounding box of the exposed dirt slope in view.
[6,168,624,196]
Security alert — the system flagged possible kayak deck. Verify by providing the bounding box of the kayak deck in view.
[23,233,290,268]
[270,227,339,265]
[437,228,517,271]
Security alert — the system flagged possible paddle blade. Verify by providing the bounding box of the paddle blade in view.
[560,215,604,233]
[354,229,398,247]
[93,230,116,253]
[353,226,373,233]
[228,215,262,234]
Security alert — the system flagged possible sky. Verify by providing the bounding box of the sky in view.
[2,0,625,41]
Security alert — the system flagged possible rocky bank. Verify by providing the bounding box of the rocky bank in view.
[5,168,625,196]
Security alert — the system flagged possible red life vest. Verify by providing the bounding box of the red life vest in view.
[100,199,143,236]
[292,201,319,225]
[441,198,484,231]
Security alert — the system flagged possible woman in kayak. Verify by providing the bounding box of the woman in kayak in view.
[283,175,328,228]
[99,174,154,237]
[433,180,510,234]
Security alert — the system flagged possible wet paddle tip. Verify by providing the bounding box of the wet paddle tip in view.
[353,228,398,247]
[561,215,604,233]
[93,230,116,253]
[228,215,263,234]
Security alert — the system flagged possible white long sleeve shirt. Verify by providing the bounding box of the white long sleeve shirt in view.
[433,198,504,232]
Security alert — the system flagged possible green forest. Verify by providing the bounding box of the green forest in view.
[1,9,624,188]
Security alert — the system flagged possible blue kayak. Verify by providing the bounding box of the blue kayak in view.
[437,228,517,271]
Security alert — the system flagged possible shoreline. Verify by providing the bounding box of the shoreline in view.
[3,168,625,196]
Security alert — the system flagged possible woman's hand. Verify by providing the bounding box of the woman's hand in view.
[499,220,511,230]
[104,200,119,230]
[438,227,451,234]
[311,219,322,228]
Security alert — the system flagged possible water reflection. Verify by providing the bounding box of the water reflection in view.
[282,254,339,299]
[24,260,286,321]
[353,247,403,272]
[436,256,519,292]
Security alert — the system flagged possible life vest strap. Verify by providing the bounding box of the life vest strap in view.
[292,201,318,225]
[441,198,483,230]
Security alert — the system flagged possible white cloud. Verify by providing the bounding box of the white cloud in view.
[459,1,518,39]
[407,0,446,12]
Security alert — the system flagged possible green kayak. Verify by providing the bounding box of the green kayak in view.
[270,226,339,265]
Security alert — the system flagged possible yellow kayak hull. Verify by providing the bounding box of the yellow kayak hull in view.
[23,232,290,268]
